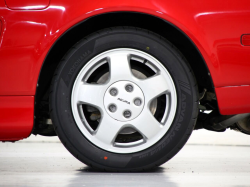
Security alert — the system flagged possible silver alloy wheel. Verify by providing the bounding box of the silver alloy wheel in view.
[71,48,177,153]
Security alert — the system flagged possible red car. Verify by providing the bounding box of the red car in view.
[1,0,250,171]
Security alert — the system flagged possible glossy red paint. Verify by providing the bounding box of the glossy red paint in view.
[4,0,50,10]
[0,0,250,139]
[0,19,2,37]
[1,0,250,95]
[0,96,34,141]
[216,86,250,115]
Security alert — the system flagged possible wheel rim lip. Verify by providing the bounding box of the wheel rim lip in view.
[71,48,177,154]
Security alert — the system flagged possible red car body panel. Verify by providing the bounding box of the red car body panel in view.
[0,0,250,140]
[216,86,250,115]
[0,96,34,140]
[4,0,50,10]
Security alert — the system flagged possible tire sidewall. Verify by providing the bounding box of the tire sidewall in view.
[50,28,197,170]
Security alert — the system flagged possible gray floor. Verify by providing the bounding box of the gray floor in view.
[1,139,250,187]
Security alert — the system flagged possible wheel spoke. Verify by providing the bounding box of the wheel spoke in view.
[74,83,106,109]
[95,115,122,145]
[139,74,169,102]
[133,109,162,140]
[108,52,132,81]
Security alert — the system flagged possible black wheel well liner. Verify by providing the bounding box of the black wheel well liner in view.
[35,12,213,127]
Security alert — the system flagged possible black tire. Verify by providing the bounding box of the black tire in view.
[50,27,198,171]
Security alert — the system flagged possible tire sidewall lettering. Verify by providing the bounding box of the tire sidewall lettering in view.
[51,29,197,170]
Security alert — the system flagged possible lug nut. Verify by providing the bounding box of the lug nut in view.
[125,84,133,92]
[109,88,118,96]
[123,110,131,118]
[108,104,117,113]
[134,98,142,106]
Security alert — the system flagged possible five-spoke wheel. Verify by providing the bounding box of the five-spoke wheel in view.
[50,27,198,171]
[71,49,177,153]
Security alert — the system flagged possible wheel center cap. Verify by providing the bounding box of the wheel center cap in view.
[104,81,145,122]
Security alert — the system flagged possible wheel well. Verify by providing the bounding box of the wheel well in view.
[34,12,213,134]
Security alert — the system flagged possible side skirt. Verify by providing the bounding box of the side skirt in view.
[0,96,34,141]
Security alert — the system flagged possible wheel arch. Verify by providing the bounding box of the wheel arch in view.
[34,11,213,132]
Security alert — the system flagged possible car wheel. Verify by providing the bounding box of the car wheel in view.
[50,27,198,171]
